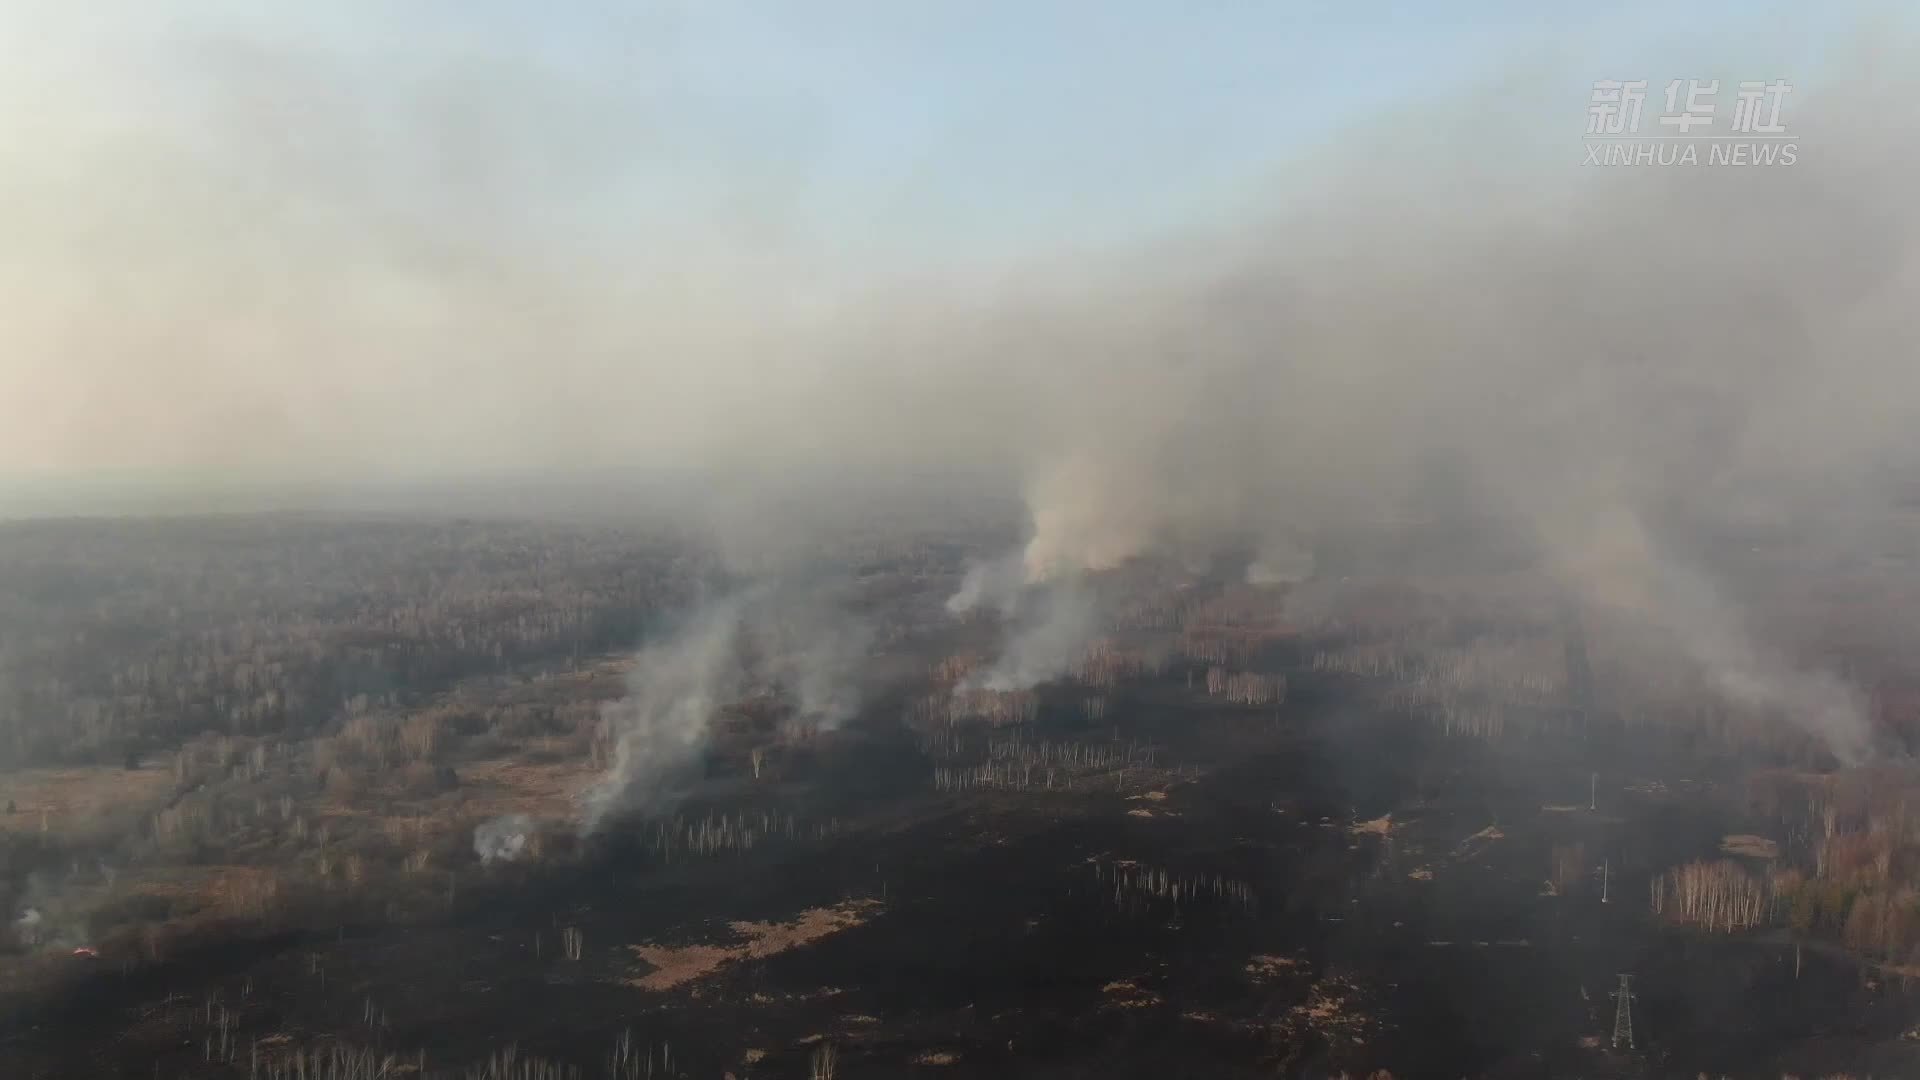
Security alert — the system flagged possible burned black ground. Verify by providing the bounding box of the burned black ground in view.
[5,663,1916,1080]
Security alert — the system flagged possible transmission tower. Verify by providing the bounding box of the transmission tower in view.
[1610,973,1636,1049]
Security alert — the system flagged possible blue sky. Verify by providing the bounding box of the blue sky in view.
[586,2,1852,266]
[119,0,1866,274]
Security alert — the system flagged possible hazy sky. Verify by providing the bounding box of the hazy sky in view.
[0,1,1899,486]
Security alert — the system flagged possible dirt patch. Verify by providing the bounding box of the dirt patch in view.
[1284,974,1376,1048]
[1100,978,1161,1009]
[1451,825,1505,860]
[1719,834,1780,859]
[1348,814,1393,838]
[1245,953,1302,983]
[625,899,882,992]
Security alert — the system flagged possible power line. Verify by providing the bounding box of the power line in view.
[1610,973,1636,1049]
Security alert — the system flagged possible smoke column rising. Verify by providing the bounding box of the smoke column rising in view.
[916,72,1920,757]
[5,7,1917,757]
[579,584,871,832]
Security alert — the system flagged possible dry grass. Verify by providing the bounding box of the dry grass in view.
[1452,825,1505,860]
[1720,834,1781,859]
[1285,974,1375,1048]
[456,755,599,820]
[0,764,172,835]
[912,1050,960,1065]
[1099,978,1161,1009]
[1245,954,1301,982]
[625,899,882,991]
[90,864,285,923]
[625,942,736,990]
[1348,814,1393,838]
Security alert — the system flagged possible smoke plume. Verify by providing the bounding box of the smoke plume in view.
[964,579,1102,693]
[472,814,534,865]
[6,8,1918,759]
[919,73,1920,758]
[581,583,870,831]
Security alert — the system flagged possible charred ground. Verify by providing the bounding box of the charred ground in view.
[2,512,1918,1079]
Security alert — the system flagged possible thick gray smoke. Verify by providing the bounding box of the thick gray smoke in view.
[964,580,1101,692]
[786,614,874,727]
[947,550,1104,691]
[906,72,1920,759]
[945,552,1027,619]
[1552,507,1877,762]
[580,584,870,831]
[581,598,749,830]
[1246,535,1315,588]
[7,5,1915,760]
[1681,589,1873,765]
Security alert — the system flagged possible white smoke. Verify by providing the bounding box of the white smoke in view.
[581,598,747,831]
[1554,506,1876,762]
[472,814,534,865]
[12,906,44,947]
[978,582,1099,691]
[921,75,1920,760]
[9,6,1915,764]
[785,616,873,728]
[945,550,1027,617]
[1019,451,1165,581]
[1246,535,1315,587]
[949,570,1104,693]
[580,584,870,831]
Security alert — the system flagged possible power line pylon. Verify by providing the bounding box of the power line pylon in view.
[1610,973,1636,1049]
